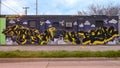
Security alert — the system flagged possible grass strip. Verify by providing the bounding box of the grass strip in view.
[0,50,120,58]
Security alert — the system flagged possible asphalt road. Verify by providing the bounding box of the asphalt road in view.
[0,59,120,68]
[0,45,120,51]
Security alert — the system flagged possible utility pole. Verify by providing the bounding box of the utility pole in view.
[23,7,29,15]
[36,0,38,15]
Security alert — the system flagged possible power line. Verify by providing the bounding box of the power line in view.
[18,0,27,5]
[7,0,26,7]
[1,0,38,15]
[2,0,28,14]
[3,0,23,13]
[4,0,37,15]
[1,3,19,14]
[21,0,36,15]
[20,0,38,15]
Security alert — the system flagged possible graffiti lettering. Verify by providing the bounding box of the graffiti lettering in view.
[2,25,118,45]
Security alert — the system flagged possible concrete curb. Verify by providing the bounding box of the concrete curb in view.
[0,58,120,63]
[0,46,120,51]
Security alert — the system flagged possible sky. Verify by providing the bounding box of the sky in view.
[1,0,120,15]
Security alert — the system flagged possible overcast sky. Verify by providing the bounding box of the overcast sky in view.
[1,0,120,15]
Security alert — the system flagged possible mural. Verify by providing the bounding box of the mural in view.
[78,26,118,45]
[1,15,119,45]
[2,25,56,45]
[2,25,118,45]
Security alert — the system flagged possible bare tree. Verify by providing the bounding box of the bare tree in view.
[78,3,120,16]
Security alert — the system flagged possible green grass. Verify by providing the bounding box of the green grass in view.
[0,50,120,58]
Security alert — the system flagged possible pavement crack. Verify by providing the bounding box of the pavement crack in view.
[46,62,49,68]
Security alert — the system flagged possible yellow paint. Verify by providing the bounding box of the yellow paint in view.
[92,41,104,45]
[78,33,84,36]
[72,42,76,44]
[105,34,118,43]
[21,26,25,29]
[71,38,76,44]
[10,31,14,36]
[21,39,27,45]
[64,39,69,42]
[92,32,95,35]
[82,40,90,45]
[22,34,26,39]
[97,32,101,35]
[32,42,35,44]
[34,29,39,33]
[14,25,18,30]
[37,35,41,40]
[40,41,47,45]
[48,27,56,38]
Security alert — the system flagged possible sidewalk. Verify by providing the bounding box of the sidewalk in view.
[0,45,120,51]
[0,58,120,63]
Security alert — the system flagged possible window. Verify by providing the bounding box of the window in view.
[28,20,37,28]
[53,22,59,26]
[95,20,104,27]
[66,22,72,27]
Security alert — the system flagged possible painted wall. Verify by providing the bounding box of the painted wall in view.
[0,18,6,45]
[2,15,119,45]
[119,19,120,36]
[2,25,118,45]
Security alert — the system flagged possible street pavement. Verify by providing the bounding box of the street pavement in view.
[0,45,120,51]
[0,58,120,68]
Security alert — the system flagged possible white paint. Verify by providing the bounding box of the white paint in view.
[23,22,28,25]
[84,21,91,25]
[48,38,68,44]
[91,24,95,27]
[5,38,13,45]
[79,23,84,27]
[109,19,117,24]
[48,25,52,27]
[104,19,108,24]
[45,20,51,24]
[107,40,117,44]
[59,21,64,26]
[74,21,77,25]
[9,20,15,24]
[40,21,44,26]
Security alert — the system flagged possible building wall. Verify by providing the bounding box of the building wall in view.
[1,15,119,45]
[0,18,6,45]
[119,19,120,36]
